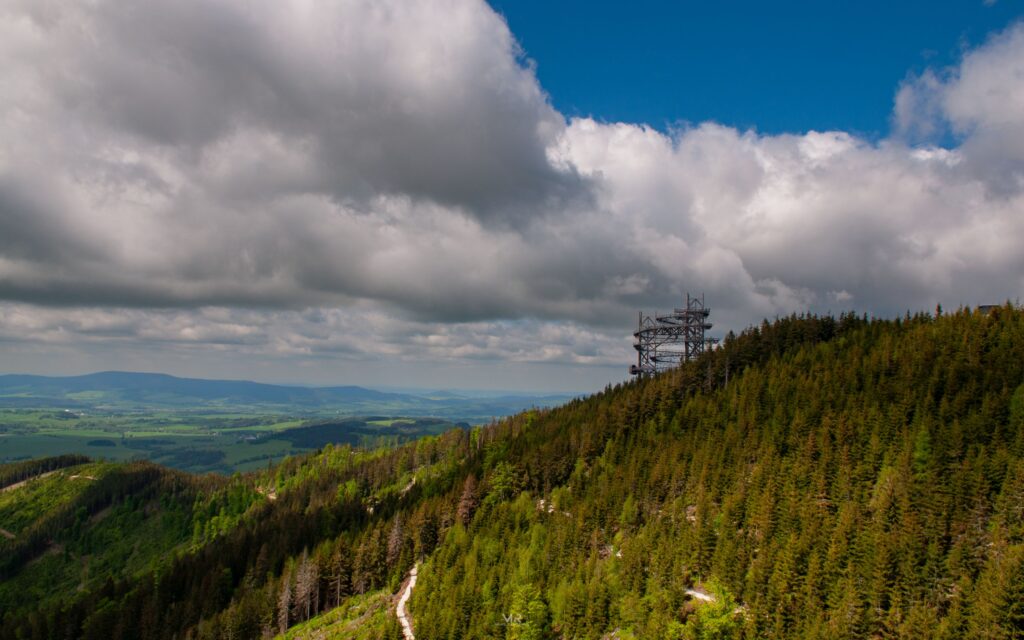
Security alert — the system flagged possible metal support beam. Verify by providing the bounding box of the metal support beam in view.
[630,293,717,376]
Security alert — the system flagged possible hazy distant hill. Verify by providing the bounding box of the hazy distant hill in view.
[0,371,407,405]
[0,371,576,419]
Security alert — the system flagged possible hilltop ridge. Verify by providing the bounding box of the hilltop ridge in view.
[2,307,1023,639]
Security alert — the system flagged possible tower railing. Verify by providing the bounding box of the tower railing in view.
[629,293,717,376]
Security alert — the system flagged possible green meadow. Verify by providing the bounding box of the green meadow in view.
[0,409,458,474]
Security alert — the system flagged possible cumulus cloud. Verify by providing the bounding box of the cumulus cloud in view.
[895,22,1024,195]
[0,303,625,390]
[0,1,1022,388]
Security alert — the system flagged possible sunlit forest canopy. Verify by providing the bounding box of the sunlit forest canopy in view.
[1,306,1022,638]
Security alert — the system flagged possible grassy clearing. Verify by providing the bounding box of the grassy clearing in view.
[366,418,415,426]
[278,590,400,639]
[218,419,305,433]
[0,462,114,534]
[222,438,296,472]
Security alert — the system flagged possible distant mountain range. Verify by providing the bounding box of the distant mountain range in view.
[0,371,578,420]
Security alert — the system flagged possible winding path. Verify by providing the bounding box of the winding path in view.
[396,563,419,640]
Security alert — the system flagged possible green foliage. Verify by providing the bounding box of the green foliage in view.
[682,580,741,640]
[0,463,114,534]
[486,461,525,504]
[276,590,399,640]
[0,454,90,489]
[3,306,1024,640]
[0,409,464,474]
[506,583,551,640]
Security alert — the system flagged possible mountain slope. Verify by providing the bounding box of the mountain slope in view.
[2,307,1023,639]
[0,458,235,617]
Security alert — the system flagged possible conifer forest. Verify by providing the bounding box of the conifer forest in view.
[2,307,1024,639]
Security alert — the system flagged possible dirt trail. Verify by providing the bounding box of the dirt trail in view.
[396,563,419,640]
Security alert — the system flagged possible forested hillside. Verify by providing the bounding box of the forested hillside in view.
[2,306,1023,639]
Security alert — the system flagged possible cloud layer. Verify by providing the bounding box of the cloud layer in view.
[1,1,1022,388]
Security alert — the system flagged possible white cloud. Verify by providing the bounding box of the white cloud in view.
[0,2,1022,389]
[0,303,626,390]
[895,22,1024,194]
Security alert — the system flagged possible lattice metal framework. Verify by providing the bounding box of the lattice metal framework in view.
[629,293,717,376]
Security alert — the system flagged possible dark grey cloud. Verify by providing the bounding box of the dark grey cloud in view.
[0,3,1023,388]
[34,0,588,221]
[0,176,99,264]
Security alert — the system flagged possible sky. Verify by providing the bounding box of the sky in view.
[0,0,1022,392]
[489,0,1022,136]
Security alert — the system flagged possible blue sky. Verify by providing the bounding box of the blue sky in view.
[490,0,1021,136]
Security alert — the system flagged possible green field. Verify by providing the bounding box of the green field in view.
[0,410,459,474]
[0,374,567,474]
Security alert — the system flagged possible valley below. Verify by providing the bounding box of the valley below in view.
[0,373,575,474]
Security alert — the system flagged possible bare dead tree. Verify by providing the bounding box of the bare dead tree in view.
[277,566,292,635]
[293,548,319,622]
[387,514,405,567]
